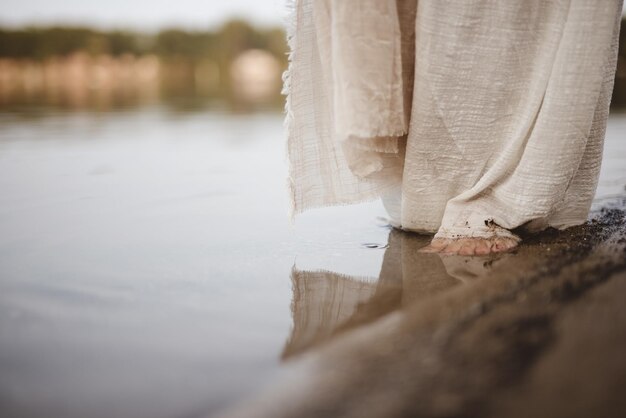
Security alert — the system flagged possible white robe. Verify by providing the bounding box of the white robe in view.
[285,0,623,239]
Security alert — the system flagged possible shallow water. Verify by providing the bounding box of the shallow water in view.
[0,108,624,418]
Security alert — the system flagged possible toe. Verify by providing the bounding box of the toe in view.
[419,238,449,253]
[441,239,463,254]
[493,237,518,253]
[474,239,491,255]
[458,239,476,256]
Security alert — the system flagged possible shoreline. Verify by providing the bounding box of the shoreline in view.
[222,209,626,418]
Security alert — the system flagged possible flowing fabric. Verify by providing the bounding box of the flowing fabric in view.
[285,0,623,239]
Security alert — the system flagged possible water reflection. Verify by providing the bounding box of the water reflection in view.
[283,229,512,359]
[0,52,283,112]
[0,23,288,112]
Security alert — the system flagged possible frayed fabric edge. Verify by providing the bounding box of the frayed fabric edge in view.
[283,0,298,222]
[282,0,407,223]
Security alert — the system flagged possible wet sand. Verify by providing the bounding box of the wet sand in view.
[223,209,626,418]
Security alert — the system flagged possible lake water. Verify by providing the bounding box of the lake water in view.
[0,107,624,418]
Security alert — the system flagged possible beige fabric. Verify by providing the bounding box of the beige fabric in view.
[285,0,623,239]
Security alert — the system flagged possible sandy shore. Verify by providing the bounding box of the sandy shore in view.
[221,209,626,418]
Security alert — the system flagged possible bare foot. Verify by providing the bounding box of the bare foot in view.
[419,236,519,256]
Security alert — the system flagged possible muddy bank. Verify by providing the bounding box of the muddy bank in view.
[221,209,626,418]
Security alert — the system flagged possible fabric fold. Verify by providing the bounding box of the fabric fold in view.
[285,0,623,238]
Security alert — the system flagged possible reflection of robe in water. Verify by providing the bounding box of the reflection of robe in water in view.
[282,230,505,358]
[285,0,623,240]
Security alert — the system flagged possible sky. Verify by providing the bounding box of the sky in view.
[0,0,285,30]
[0,1,624,31]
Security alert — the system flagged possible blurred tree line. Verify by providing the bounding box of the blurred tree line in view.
[0,21,288,110]
[0,17,625,109]
[0,21,286,63]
